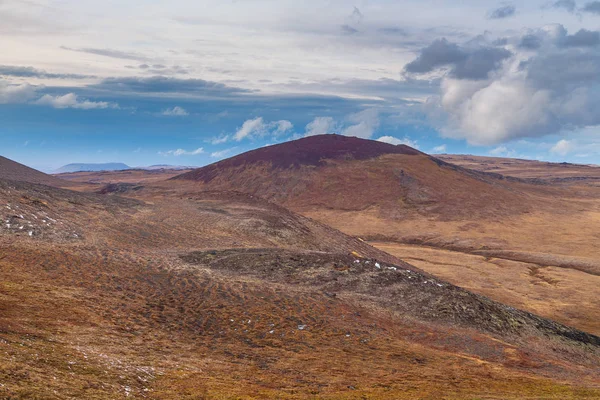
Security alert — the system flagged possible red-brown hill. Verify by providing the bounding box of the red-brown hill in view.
[0,155,69,187]
[172,134,540,219]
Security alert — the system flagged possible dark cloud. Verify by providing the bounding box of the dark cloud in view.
[519,34,543,49]
[341,24,359,35]
[563,29,600,47]
[350,6,363,23]
[61,46,148,61]
[90,76,252,96]
[549,0,577,12]
[379,27,408,36]
[582,1,600,13]
[129,64,191,75]
[0,65,95,79]
[488,4,516,19]
[525,50,600,89]
[404,39,465,73]
[418,24,600,144]
[493,37,509,46]
[453,47,512,79]
[274,77,438,104]
[404,38,511,80]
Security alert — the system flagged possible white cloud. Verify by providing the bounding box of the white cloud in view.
[342,109,380,139]
[305,117,338,136]
[211,148,236,158]
[432,144,447,153]
[0,80,37,104]
[233,117,293,141]
[35,93,116,109]
[234,117,266,141]
[489,145,510,156]
[209,135,230,144]
[377,136,419,149]
[273,120,293,135]
[304,109,382,139]
[161,106,189,116]
[415,25,600,145]
[159,147,204,156]
[550,139,574,156]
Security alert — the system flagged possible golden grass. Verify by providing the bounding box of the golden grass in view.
[2,242,599,399]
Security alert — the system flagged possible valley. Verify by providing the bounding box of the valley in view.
[1,135,599,398]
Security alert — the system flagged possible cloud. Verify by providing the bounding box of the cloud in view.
[233,117,293,141]
[61,46,148,61]
[519,34,542,50]
[34,93,117,109]
[489,145,512,156]
[404,38,512,80]
[303,110,381,139]
[340,6,362,35]
[211,148,236,158]
[208,135,230,144]
[341,25,359,35]
[350,6,364,24]
[0,79,37,104]
[377,136,419,149]
[161,106,189,116]
[133,64,191,75]
[234,117,266,141]
[488,4,516,19]
[582,1,600,14]
[0,78,119,110]
[92,76,250,96]
[305,117,338,136]
[549,0,577,12]
[550,139,574,155]
[342,109,380,138]
[159,147,204,156]
[432,144,447,153]
[273,120,293,135]
[409,25,600,145]
[563,29,600,47]
[0,65,94,79]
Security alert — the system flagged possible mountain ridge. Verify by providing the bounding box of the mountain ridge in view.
[54,162,131,174]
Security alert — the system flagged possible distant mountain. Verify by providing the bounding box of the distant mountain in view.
[0,155,68,187]
[55,163,131,174]
[141,165,195,171]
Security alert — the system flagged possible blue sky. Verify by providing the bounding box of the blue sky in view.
[2,0,600,171]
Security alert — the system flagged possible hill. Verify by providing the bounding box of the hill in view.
[167,135,600,341]
[172,134,535,219]
[438,154,600,183]
[2,177,600,398]
[55,162,131,174]
[0,155,69,186]
[142,164,195,170]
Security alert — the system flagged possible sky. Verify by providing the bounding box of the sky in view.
[2,0,600,171]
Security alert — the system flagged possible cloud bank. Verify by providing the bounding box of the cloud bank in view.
[406,24,600,145]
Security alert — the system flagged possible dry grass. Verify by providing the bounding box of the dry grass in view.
[2,241,599,399]
[370,242,600,336]
[2,142,600,398]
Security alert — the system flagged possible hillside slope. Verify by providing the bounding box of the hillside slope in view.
[2,177,600,398]
[0,155,69,187]
[439,154,600,183]
[172,134,536,219]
